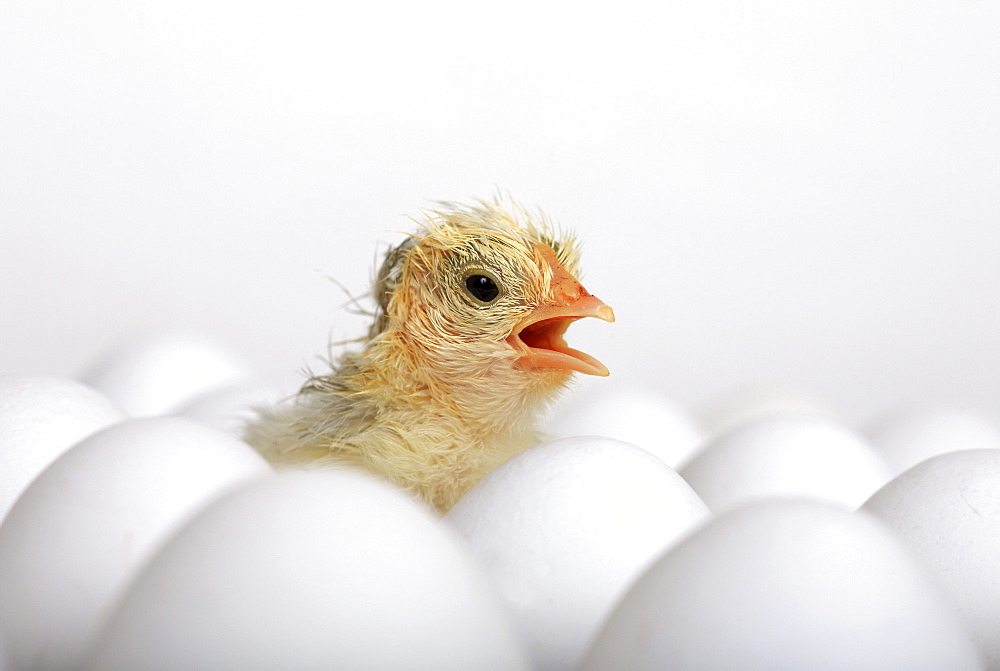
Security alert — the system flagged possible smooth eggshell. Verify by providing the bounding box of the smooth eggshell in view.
[0,416,272,670]
[445,435,711,670]
[544,385,703,468]
[866,405,1000,477]
[0,375,124,521]
[862,449,1000,668]
[680,415,893,514]
[583,500,982,670]
[174,379,296,436]
[84,469,529,670]
[694,383,843,439]
[83,332,252,417]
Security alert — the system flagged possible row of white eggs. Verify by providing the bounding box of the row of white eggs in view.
[0,333,998,669]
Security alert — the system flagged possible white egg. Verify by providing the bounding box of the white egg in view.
[445,435,711,670]
[866,405,1000,477]
[0,375,124,521]
[862,449,1000,668]
[0,416,271,670]
[544,385,703,468]
[83,332,253,417]
[680,415,893,514]
[84,469,529,670]
[174,379,296,436]
[583,500,982,670]
[694,383,844,439]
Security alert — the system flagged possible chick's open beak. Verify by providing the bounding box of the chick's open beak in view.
[506,245,615,376]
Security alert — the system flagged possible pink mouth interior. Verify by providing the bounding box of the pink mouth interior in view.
[510,316,609,376]
[518,317,576,354]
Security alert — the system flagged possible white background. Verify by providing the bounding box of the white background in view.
[2,1,998,421]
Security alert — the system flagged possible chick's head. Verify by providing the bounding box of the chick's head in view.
[368,199,614,399]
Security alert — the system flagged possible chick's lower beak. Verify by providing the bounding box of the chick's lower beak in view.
[506,245,615,376]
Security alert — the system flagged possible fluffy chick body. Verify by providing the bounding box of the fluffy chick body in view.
[244,198,611,512]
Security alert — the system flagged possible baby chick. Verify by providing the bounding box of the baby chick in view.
[244,197,614,512]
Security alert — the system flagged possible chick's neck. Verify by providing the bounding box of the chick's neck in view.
[361,329,570,447]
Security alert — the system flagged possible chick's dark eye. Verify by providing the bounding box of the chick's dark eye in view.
[465,274,500,303]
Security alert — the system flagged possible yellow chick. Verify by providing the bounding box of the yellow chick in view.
[244,197,614,512]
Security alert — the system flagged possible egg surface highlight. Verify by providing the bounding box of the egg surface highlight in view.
[84,332,252,417]
[583,500,982,670]
[0,416,271,670]
[84,469,529,670]
[0,375,124,521]
[680,414,893,514]
[445,435,711,670]
[862,449,1000,668]
[544,385,704,468]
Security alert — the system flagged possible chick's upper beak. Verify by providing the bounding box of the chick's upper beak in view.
[506,245,615,376]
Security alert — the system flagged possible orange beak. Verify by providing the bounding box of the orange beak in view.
[506,244,615,376]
